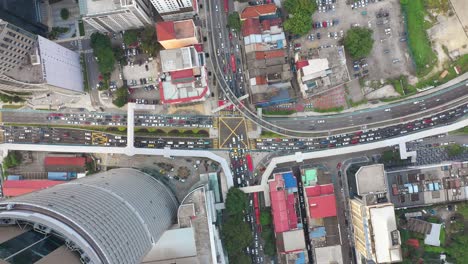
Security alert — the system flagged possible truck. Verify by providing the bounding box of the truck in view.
[48,172,77,181]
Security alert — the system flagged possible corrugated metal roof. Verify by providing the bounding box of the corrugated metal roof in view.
[240,4,277,20]
[44,157,85,167]
[307,195,337,219]
[269,175,290,233]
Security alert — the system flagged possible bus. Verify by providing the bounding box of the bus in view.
[224,0,229,13]
[253,192,260,227]
[230,54,236,73]
[246,154,253,172]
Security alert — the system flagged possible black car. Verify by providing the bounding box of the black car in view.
[317,32,321,39]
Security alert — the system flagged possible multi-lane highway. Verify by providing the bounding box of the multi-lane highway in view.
[204,0,468,137]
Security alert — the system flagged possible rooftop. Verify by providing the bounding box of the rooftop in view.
[303,169,317,187]
[356,164,387,196]
[307,194,337,219]
[277,229,305,253]
[240,4,277,20]
[156,20,196,41]
[269,174,298,233]
[80,0,131,15]
[314,245,344,264]
[159,66,208,104]
[369,204,402,263]
[2,180,64,197]
[160,46,199,72]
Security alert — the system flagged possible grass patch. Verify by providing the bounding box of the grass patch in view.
[78,20,85,37]
[262,109,297,115]
[2,104,24,109]
[440,226,446,245]
[260,131,285,138]
[389,76,417,96]
[347,98,368,108]
[313,106,344,113]
[449,126,468,135]
[401,0,438,76]
[416,54,468,88]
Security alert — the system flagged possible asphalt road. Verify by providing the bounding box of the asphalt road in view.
[266,81,468,131]
[204,0,468,137]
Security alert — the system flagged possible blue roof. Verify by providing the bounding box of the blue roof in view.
[310,227,326,238]
[295,252,305,264]
[282,172,297,189]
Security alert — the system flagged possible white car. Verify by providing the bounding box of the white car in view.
[385,108,391,112]
[317,120,325,123]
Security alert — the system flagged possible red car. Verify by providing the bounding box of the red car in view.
[336,162,342,169]
[229,32,232,40]
[322,21,327,28]
[351,139,359,144]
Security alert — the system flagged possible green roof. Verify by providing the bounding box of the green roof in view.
[303,169,317,186]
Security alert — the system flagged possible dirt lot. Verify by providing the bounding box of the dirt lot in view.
[427,2,468,70]
[311,0,413,80]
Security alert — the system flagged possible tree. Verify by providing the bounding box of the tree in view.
[284,0,317,15]
[123,30,138,45]
[447,234,468,263]
[225,188,248,216]
[60,8,70,20]
[344,27,374,59]
[221,215,253,257]
[90,33,116,75]
[227,12,242,32]
[284,10,312,36]
[3,151,22,169]
[112,86,128,107]
[260,209,272,226]
[140,26,161,57]
[446,144,465,157]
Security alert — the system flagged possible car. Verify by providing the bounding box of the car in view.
[317,120,325,123]
[317,32,321,39]
[385,108,391,112]
[322,21,327,27]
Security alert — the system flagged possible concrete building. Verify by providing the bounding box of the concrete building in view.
[79,0,153,32]
[296,59,331,98]
[151,0,198,21]
[0,20,84,94]
[158,45,209,104]
[0,168,179,264]
[349,164,402,264]
[156,19,199,49]
[240,3,277,21]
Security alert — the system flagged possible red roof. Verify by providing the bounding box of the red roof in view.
[3,180,63,197]
[255,50,285,60]
[240,4,277,20]
[287,194,297,229]
[44,157,85,167]
[261,20,271,31]
[242,18,261,37]
[193,44,203,52]
[269,176,290,233]
[296,60,309,70]
[407,239,420,248]
[307,195,337,219]
[305,184,334,197]
[155,21,175,41]
[170,69,194,80]
[255,76,267,85]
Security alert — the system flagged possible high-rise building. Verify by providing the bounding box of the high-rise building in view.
[349,165,402,264]
[0,168,179,264]
[0,20,84,94]
[0,19,36,75]
[151,0,198,21]
[0,0,48,36]
[79,0,154,33]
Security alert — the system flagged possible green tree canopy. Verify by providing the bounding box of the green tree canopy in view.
[140,26,161,57]
[90,33,115,75]
[3,151,22,169]
[221,215,253,256]
[284,10,312,36]
[225,188,248,216]
[446,144,465,157]
[112,86,128,108]
[123,30,138,45]
[227,12,242,32]
[447,233,468,263]
[344,27,374,59]
[284,0,317,15]
[60,8,69,20]
[260,209,272,226]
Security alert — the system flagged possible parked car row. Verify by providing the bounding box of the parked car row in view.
[46,113,127,126]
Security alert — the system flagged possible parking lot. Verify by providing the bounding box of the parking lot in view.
[310,0,412,80]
